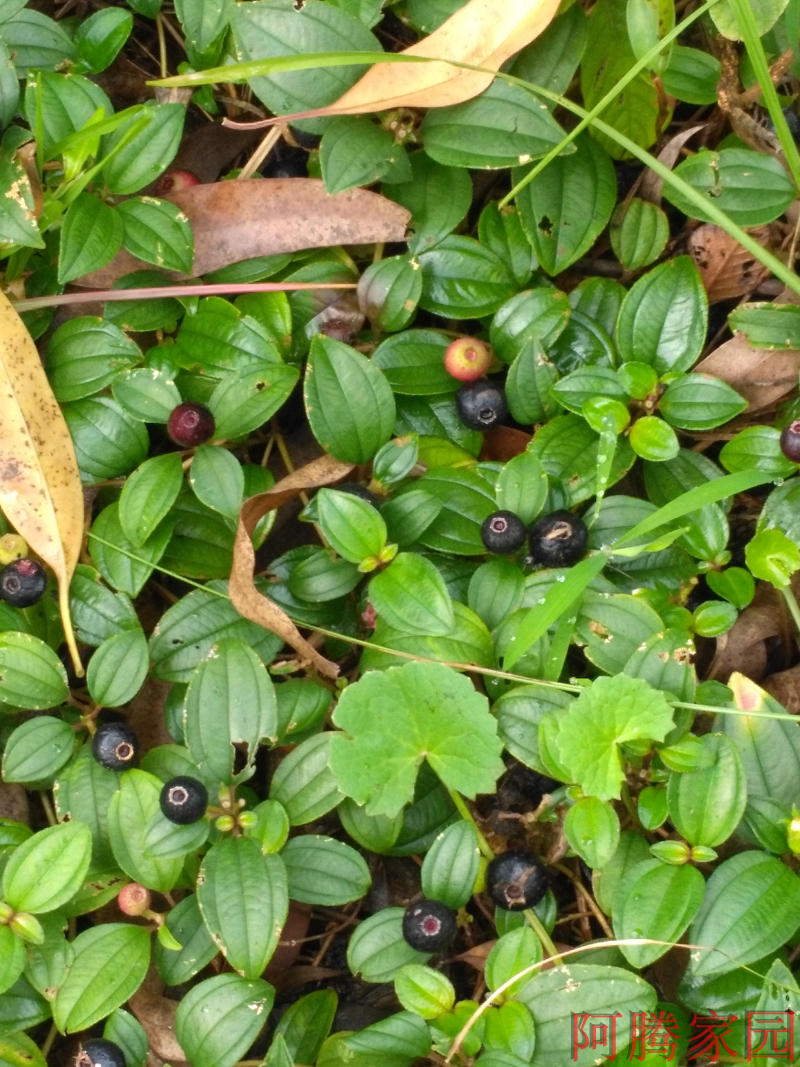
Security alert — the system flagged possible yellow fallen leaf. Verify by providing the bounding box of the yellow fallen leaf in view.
[229,454,354,679]
[283,0,560,118]
[0,290,84,675]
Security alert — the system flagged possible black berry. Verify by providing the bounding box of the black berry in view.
[91,722,139,771]
[481,510,526,554]
[0,558,47,607]
[159,775,208,824]
[780,420,800,462]
[455,379,508,430]
[528,510,588,567]
[166,402,215,447]
[75,1038,126,1067]
[402,898,457,951]
[486,851,548,911]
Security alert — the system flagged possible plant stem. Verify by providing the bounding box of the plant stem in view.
[780,584,800,638]
[447,787,493,860]
[523,905,560,960]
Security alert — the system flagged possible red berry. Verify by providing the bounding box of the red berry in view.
[117,882,152,916]
[167,402,215,447]
[153,169,200,196]
[780,420,800,462]
[444,337,491,382]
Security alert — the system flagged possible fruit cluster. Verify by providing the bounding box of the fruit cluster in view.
[481,508,588,565]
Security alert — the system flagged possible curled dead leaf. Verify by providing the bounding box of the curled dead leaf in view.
[78,179,411,287]
[229,453,355,679]
[0,289,83,674]
[688,223,772,303]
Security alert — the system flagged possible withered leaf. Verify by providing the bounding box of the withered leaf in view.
[0,289,83,674]
[78,179,411,287]
[688,223,772,303]
[229,453,354,680]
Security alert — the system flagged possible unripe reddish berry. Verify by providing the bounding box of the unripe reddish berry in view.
[154,169,200,196]
[444,337,491,382]
[117,882,152,916]
[780,420,800,462]
[167,402,215,448]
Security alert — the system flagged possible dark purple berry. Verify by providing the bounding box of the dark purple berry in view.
[91,722,139,771]
[159,775,208,824]
[487,850,548,911]
[481,510,526,554]
[0,558,47,607]
[455,378,508,430]
[402,898,457,951]
[780,420,800,462]
[166,402,215,448]
[75,1037,126,1067]
[528,510,588,567]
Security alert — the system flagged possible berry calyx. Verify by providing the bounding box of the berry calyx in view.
[91,722,139,771]
[153,168,200,196]
[75,1038,126,1067]
[780,420,800,462]
[402,898,457,951]
[117,882,152,917]
[486,850,548,911]
[159,776,208,824]
[444,337,491,382]
[166,402,215,448]
[481,510,527,554]
[0,558,47,607]
[528,510,588,567]
[455,379,508,430]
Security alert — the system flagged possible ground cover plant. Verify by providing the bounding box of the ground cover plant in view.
[4,0,800,1064]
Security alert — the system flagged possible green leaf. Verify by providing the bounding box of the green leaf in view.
[53,923,150,1032]
[628,415,680,462]
[88,502,172,597]
[0,632,69,710]
[613,860,706,968]
[101,102,185,194]
[664,148,796,226]
[57,193,123,285]
[666,733,747,847]
[687,851,800,979]
[422,80,566,169]
[394,964,455,1019]
[46,316,142,403]
[2,715,75,783]
[710,0,790,38]
[64,396,149,483]
[615,256,707,374]
[368,552,454,635]
[610,197,669,270]
[420,820,479,909]
[485,926,543,996]
[554,675,674,799]
[389,153,472,254]
[0,926,26,996]
[281,835,371,905]
[495,452,548,525]
[505,343,560,424]
[269,733,342,825]
[74,6,132,72]
[418,236,517,318]
[118,452,184,546]
[3,822,91,913]
[183,637,278,783]
[153,894,218,986]
[304,335,395,463]
[409,467,496,555]
[272,990,338,1066]
[528,414,635,505]
[329,661,505,818]
[0,141,41,249]
[188,443,245,522]
[174,0,234,65]
[321,116,409,193]
[347,908,429,983]
[662,44,720,103]
[210,362,299,440]
[117,196,193,274]
[175,973,274,1067]
[746,527,800,588]
[197,838,288,978]
[317,488,388,566]
[86,627,149,707]
[659,374,747,430]
[0,1030,47,1067]
[720,426,796,477]
[727,302,800,348]
[358,256,422,333]
[112,366,182,422]
[564,796,620,870]
[107,769,184,891]
[372,329,454,395]
[490,288,570,364]
[514,133,617,274]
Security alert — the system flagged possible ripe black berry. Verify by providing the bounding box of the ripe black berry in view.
[75,1037,126,1067]
[402,898,457,951]
[0,558,47,607]
[91,722,139,771]
[159,775,208,824]
[528,510,588,567]
[481,510,526,554]
[166,402,215,447]
[486,851,548,911]
[455,378,508,430]
[780,420,800,462]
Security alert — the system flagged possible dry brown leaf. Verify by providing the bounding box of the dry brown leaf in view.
[639,123,706,203]
[229,453,355,680]
[688,223,772,302]
[78,179,411,287]
[129,977,188,1065]
[0,289,83,674]
[694,332,800,413]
